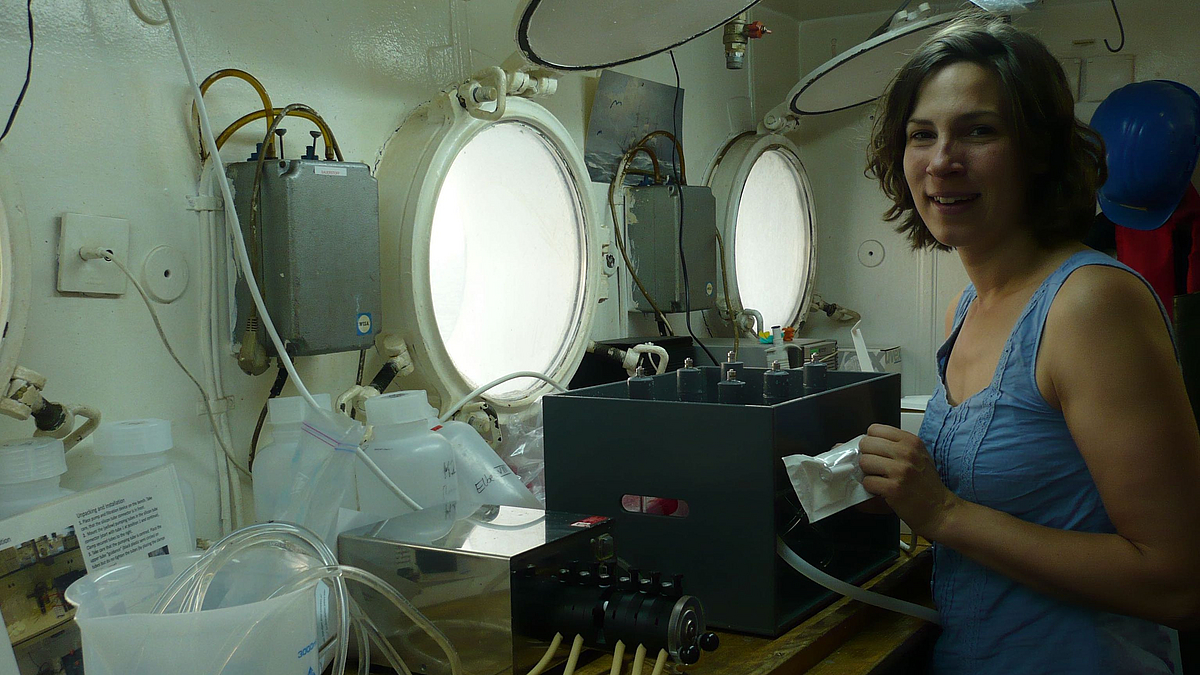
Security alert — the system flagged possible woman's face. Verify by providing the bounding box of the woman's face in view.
[902,61,1027,250]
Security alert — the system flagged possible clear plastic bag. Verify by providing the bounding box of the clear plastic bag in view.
[496,401,546,504]
[273,408,365,546]
[782,435,875,523]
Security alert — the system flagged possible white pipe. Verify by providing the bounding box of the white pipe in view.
[776,537,939,624]
[562,635,585,675]
[629,344,669,375]
[649,649,668,675]
[161,0,318,411]
[608,640,625,675]
[740,308,765,336]
[631,645,647,675]
[526,633,563,675]
[438,370,567,424]
[198,168,231,534]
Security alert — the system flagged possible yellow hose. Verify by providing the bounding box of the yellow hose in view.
[635,130,686,184]
[216,107,342,161]
[194,69,274,160]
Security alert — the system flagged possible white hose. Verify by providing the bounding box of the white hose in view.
[161,1,424,516]
[526,632,563,675]
[609,640,625,675]
[776,537,939,624]
[354,446,421,510]
[563,634,585,675]
[628,344,669,375]
[739,308,765,336]
[161,0,318,410]
[649,649,668,675]
[631,644,647,675]
[437,370,567,424]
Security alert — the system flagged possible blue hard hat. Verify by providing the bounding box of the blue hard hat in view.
[1090,80,1200,231]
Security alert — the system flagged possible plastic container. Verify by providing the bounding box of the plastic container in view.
[79,419,196,539]
[0,437,74,520]
[438,420,542,515]
[64,547,322,675]
[271,408,365,547]
[253,393,333,523]
[357,391,457,517]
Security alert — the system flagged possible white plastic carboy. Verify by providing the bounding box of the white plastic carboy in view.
[437,419,542,514]
[0,437,74,520]
[87,419,196,538]
[253,393,333,523]
[358,391,458,516]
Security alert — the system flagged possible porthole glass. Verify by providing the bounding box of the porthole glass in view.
[428,121,588,398]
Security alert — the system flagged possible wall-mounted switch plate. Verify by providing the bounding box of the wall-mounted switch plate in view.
[57,213,130,296]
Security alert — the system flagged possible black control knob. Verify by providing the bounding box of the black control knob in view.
[679,645,701,665]
[699,632,720,652]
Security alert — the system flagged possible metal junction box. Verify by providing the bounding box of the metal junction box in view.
[227,159,381,357]
[543,368,900,636]
[625,185,717,314]
[338,506,616,675]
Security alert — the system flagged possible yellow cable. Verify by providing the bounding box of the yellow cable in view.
[631,644,647,675]
[525,633,563,675]
[625,146,663,185]
[563,635,585,675]
[609,640,625,675]
[650,649,668,675]
[194,69,274,160]
[215,106,342,161]
[609,148,675,335]
[635,130,686,183]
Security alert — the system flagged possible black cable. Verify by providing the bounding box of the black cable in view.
[248,360,289,471]
[1104,0,1125,53]
[669,51,719,366]
[0,0,33,144]
[350,348,367,419]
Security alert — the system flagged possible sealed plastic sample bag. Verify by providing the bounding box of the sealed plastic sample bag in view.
[782,435,875,522]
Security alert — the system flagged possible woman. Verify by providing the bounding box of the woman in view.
[860,13,1200,675]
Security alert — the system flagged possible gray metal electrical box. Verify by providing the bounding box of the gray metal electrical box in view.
[624,185,717,314]
[227,159,381,357]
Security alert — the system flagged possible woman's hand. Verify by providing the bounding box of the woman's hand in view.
[858,424,961,540]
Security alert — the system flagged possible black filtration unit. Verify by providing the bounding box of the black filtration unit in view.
[543,366,901,636]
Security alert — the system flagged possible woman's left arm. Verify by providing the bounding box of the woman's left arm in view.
[860,266,1200,628]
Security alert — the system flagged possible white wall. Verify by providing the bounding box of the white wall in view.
[2,0,1196,540]
[0,0,757,540]
[783,1,1200,396]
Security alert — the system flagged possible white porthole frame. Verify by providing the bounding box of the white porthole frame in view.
[704,132,817,333]
[375,95,601,416]
[0,184,30,392]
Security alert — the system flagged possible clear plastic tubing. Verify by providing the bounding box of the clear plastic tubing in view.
[272,564,463,675]
[150,523,352,675]
[776,537,939,624]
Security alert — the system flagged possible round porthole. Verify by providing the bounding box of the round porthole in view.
[376,97,600,413]
[706,133,815,332]
[0,190,29,394]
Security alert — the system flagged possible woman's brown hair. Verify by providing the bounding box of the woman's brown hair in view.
[866,13,1106,250]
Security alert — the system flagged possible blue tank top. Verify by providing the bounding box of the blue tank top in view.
[919,249,1179,675]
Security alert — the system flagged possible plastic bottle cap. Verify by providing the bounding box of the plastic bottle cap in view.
[366,390,434,427]
[0,437,67,483]
[94,419,174,456]
[268,393,333,425]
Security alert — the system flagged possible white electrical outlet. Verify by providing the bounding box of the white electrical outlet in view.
[57,213,130,295]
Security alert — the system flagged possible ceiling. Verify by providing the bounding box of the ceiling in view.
[755,0,944,22]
